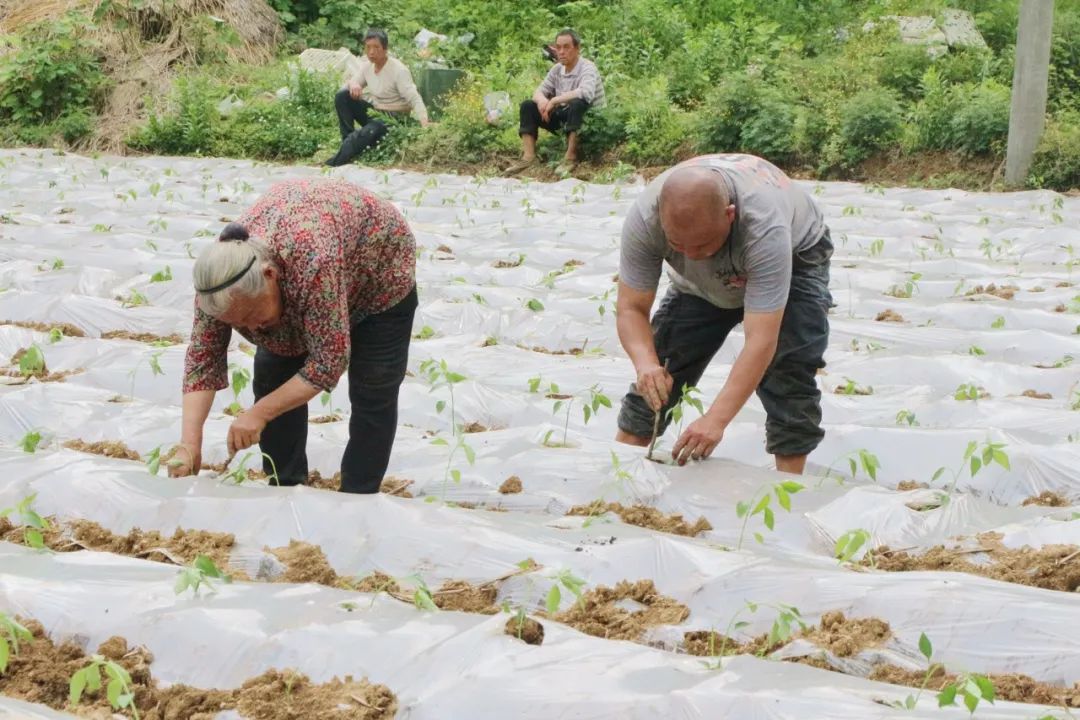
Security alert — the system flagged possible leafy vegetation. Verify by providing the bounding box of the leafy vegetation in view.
[4,1,1080,187]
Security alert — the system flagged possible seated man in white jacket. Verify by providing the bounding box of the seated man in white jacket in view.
[325,28,430,167]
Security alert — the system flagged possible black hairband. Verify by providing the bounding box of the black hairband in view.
[195,254,258,294]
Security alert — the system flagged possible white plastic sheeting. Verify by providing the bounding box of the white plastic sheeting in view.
[0,149,1078,717]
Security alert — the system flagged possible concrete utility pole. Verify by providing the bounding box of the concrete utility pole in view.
[1005,0,1054,186]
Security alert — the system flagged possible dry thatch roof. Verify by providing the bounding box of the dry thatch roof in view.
[0,0,283,150]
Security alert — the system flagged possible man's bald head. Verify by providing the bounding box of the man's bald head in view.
[658,166,735,260]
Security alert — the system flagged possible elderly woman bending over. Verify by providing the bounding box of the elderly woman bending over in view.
[171,177,417,493]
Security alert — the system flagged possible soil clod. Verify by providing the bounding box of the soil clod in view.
[269,540,340,586]
[0,618,397,719]
[63,438,141,461]
[101,330,184,344]
[964,283,1018,300]
[1022,490,1071,507]
[554,579,690,641]
[498,475,523,494]
[1,320,86,336]
[869,665,1080,708]
[432,579,499,614]
[505,616,545,645]
[568,501,712,537]
[869,533,1080,593]
[875,309,905,322]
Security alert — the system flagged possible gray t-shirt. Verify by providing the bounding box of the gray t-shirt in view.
[619,154,824,312]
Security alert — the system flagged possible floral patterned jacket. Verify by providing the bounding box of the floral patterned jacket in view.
[183,178,416,393]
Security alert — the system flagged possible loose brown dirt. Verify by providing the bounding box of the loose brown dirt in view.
[235,670,397,720]
[801,611,891,658]
[553,580,690,642]
[100,330,184,344]
[432,580,499,614]
[869,533,1080,592]
[682,611,891,659]
[1021,389,1053,399]
[350,571,402,595]
[305,471,413,497]
[0,619,396,719]
[964,283,1018,300]
[567,501,713,537]
[462,421,489,433]
[63,439,141,461]
[0,320,86,336]
[504,616,545,645]
[306,469,340,490]
[270,540,341,586]
[309,413,343,423]
[869,665,1080,708]
[498,475,523,494]
[1,517,236,570]
[897,480,929,491]
[6,347,82,382]
[1022,491,1072,507]
[875,309,905,322]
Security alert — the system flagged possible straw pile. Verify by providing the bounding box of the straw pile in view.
[0,0,282,150]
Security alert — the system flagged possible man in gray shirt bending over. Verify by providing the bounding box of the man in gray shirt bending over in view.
[616,154,833,474]
[505,28,605,177]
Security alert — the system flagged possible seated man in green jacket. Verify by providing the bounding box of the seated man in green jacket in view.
[325,28,430,167]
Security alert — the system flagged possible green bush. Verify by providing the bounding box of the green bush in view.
[948,80,1010,156]
[1050,10,1080,111]
[878,43,935,99]
[621,78,691,165]
[216,68,340,160]
[55,110,94,144]
[273,0,392,53]
[0,13,107,126]
[1028,110,1080,191]
[400,80,514,165]
[907,66,958,151]
[695,73,797,164]
[837,86,902,166]
[937,47,996,85]
[131,76,218,156]
[578,106,629,160]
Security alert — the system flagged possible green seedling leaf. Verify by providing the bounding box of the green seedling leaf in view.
[775,486,791,511]
[413,587,438,612]
[974,675,995,702]
[19,430,42,453]
[762,507,775,530]
[918,632,932,660]
[69,668,88,707]
[938,684,958,707]
[545,584,561,614]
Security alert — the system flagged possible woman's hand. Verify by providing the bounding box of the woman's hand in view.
[168,442,202,477]
[227,410,267,455]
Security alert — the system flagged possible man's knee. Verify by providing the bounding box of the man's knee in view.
[564,99,590,132]
[364,119,388,141]
[520,99,539,113]
[334,87,352,108]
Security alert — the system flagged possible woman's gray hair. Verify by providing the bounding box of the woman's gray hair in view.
[192,223,275,317]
